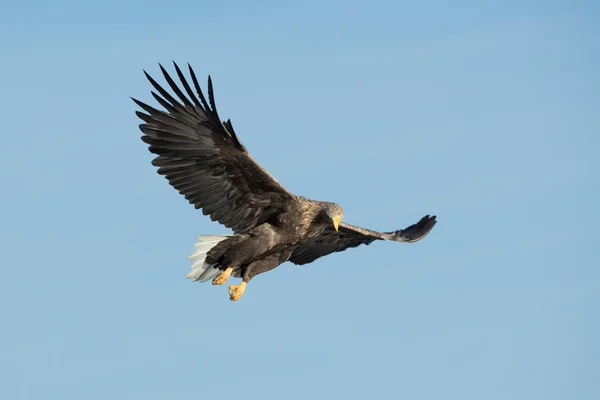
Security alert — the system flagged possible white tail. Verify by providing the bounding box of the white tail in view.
[186,235,231,282]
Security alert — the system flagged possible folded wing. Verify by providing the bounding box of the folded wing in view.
[132,63,294,234]
[289,215,437,265]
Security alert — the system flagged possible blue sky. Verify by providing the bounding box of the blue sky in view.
[1,1,598,399]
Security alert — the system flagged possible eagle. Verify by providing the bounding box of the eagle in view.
[132,63,437,301]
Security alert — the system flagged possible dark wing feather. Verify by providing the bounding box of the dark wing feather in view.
[133,62,295,233]
[289,215,437,265]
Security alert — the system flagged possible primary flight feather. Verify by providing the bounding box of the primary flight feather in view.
[132,62,437,301]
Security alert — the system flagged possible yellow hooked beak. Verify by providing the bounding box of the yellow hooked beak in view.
[332,215,342,232]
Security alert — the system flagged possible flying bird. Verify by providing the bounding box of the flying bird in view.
[132,63,437,301]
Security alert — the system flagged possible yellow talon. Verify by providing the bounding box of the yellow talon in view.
[229,282,247,301]
[212,267,233,285]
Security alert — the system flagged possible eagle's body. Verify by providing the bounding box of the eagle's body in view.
[133,63,437,301]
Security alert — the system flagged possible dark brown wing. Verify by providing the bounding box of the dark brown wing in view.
[289,215,437,265]
[132,63,295,234]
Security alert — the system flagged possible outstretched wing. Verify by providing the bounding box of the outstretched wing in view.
[288,215,437,265]
[133,62,295,234]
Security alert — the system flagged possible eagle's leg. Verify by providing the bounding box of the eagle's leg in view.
[229,281,247,301]
[212,266,233,285]
[228,249,294,301]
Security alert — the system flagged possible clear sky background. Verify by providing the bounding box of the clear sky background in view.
[1,1,598,399]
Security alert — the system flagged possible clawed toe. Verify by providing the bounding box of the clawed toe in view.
[228,282,247,301]
[212,267,233,285]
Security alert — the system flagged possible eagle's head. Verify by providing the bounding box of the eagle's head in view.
[320,202,344,232]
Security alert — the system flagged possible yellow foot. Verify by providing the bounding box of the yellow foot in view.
[229,282,247,301]
[212,267,233,285]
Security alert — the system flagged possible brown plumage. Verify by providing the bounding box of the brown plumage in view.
[132,62,437,301]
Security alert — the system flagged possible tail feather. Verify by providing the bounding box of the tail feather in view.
[186,235,231,282]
